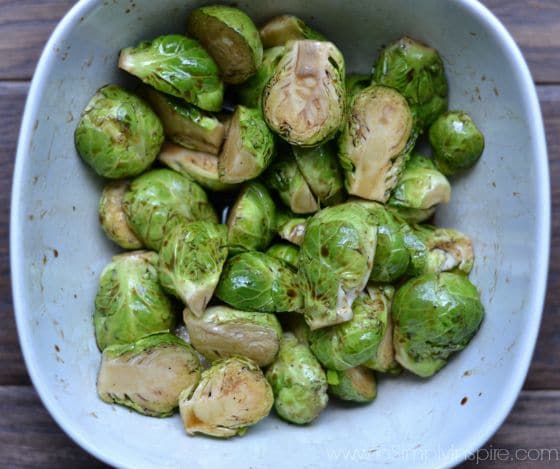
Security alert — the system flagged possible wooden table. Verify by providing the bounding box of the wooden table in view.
[1,1,558,467]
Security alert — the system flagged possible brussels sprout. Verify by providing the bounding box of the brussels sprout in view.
[218,105,275,183]
[226,181,276,254]
[266,333,328,424]
[179,356,273,437]
[158,221,227,316]
[236,46,285,109]
[145,88,225,155]
[327,367,377,403]
[298,203,377,329]
[98,181,143,249]
[388,153,451,223]
[399,220,429,277]
[187,5,263,84]
[266,243,299,268]
[339,85,414,202]
[292,142,345,206]
[393,273,484,377]
[123,169,217,251]
[372,37,448,131]
[263,40,345,146]
[345,73,370,100]
[183,305,282,366]
[158,142,237,192]
[75,85,163,179]
[93,251,175,350]
[276,211,307,246]
[429,111,485,175]
[216,251,303,313]
[118,35,224,112]
[97,333,201,417]
[259,15,325,48]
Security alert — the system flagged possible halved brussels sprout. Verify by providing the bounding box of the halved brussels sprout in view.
[123,169,217,251]
[187,5,263,84]
[226,181,276,254]
[276,211,307,246]
[263,40,345,146]
[429,111,485,175]
[118,35,224,112]
[218,105,275,183]
[216,251,303,313]
[265,333,328,424]
[183,305,282,366]
[145,88,225,155]
[298,203,377,329]
[373,36,448,131]
[158,221,228,316]
[75,85,164,179]
[97,333,200,417]
[179,356,273,437]
[338,84,414,202]
[327,366,377,403]
[345,73,370,100]
[93,251,175,351]
[393,273,484,377]
[266,243,299,268]
[259,15,325,48]
[98,181,143,249]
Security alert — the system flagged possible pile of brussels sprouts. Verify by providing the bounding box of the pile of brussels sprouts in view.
[75,6,486,438]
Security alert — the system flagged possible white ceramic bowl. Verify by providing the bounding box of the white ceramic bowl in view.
[11,1,549,467]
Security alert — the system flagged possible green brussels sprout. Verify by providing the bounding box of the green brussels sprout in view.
[218,105,275,183]
[292,142,345,206]
[97,333,201,417]
[183,305,282,366]
[275,211,307,246]
[263,40,345,146]
[339,85,414,202]
[327,366,377,403]
[75,85,164,179]
[298,203,377,329]
[388,152,451,223]
[187,5,263,84]
[93,251,176,351]
[216,252,303,313]
[123,169,217,251]
[345,73,370,100]
[179,356,273,437]
[144,88,225,155]
[98,181,143,249]
[158,221,228,316]
[372,37,448,131]
[393,272,484,377]
[259,15,325,48]
[266,333,328,424]
[226,181,276,254]
[429,111,485,175]
[398,219,429,277]
[158,142,237,192]
[266,243,299,268]
[118,35,224,112]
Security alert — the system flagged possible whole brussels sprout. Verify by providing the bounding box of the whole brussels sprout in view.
[266,243,299,268]
[327,366,377,403]
[259,15,325,48]
[183,305,282,366]
[97,333,200,417]
[298,203,377,329]
[393,272,484,377]
[158,221,228,316]
[276,210,307,246]
[345,73,370,100]
[118,35,224,112]
[266,333,328,424]
[429,111,485,175]
[98,181,143,249]
[75,85,164,179]
[187,5,263,84]
[218,105,275,183]
[226,181,276,254]
[123,169,217,251]
[263,40,345,146]
[338,85,414,202]
[179,356,273,437]
[216,251,303,313]
[93,251,176,350]
[372,36,448,131]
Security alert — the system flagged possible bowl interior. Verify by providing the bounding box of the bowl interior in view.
[12,0,548,467]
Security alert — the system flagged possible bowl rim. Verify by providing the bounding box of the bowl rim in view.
[10,0,550,467]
